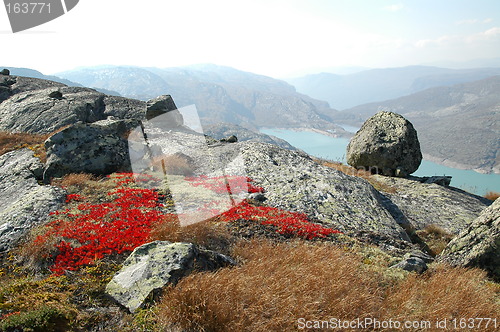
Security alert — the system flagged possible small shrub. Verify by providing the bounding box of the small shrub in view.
[0,131,49,161]
[151,154,194,176]
[416,224,454,256]
[484,191,499,201]
[0,306,71,332]
[150,218,234,255]
[319,159,397,193]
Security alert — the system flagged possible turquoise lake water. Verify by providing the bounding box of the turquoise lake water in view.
[260,128,500,196]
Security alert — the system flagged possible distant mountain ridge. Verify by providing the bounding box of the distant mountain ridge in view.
[57,65,345,134]
[287,66,500,110]
[333,76,500,174]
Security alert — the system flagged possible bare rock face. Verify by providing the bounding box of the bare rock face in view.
[0,77,146,134]
[105,241,235,313]
[239,142,411,244]
[347,111,422,177]
[43,117,141,181]
[0,149,65,252]
[372,175,491,234]
[145,95,179,121]
[438,199,500,281]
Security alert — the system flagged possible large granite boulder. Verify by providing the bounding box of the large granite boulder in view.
[372,175,491,234]
[105,241,235,313]
[0,149,65,252]
[43,117,141,181]
[347,111,422,177]
[438,199,500,280]
[238,142,411,243]
[0,77,146,134]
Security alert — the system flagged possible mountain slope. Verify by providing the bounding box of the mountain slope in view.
[333,76,500,174]
[57,65,344,133]
[287,66,500,110]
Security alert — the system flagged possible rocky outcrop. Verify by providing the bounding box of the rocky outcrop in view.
[238,142,411,243]
[0,149,65,252]
[145,95,178,120]
[438,199,500,280]
[43,117,140,181]
[0,77,145,134]
[346,111,422,177]
[372,175,491,234]
[105,241,235,313]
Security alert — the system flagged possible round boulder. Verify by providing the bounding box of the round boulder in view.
[346,111,422,177]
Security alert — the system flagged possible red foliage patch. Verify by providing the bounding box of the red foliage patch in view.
[220,201,341,240]
[36,173,340,275]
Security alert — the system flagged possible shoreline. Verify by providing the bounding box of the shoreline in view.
[260,126,499,176]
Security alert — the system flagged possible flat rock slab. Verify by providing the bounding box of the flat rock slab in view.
[0,149,65,252]
[105,241,235,313]
[372,175,491,234]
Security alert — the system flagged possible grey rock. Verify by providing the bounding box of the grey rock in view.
[43,117,141,181]
[105,241,235,313]
[0,77,146,134]
[223,135,238,143]
[390,256,428,274]
[422,176,452,186]
[373,175,490,234]
[145,95,178,121]
[346,111,422,177]
[248,192,266,202]
[0,149,65,252]
[239,142,411,243]
[0,69,10,76]
[438,199,500,281]
[48,90,63,99]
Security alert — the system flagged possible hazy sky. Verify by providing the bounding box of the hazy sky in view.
[1,0,500,77]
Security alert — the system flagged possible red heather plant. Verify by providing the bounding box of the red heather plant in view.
[36,173,169,275]
[36,173,340,275]
[220,201,341,240]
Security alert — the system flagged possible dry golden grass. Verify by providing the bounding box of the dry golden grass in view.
[415,224,454,256]
[150,218,234,255]
[156,240,385,331]
[484,191,499,201]
[155,240,500,332]
[381,266,499,325]
[319,159,398,193]
[0,131,49,161]
[151,154,194,176]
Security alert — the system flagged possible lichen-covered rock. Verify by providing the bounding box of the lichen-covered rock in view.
[346,111,422,177]
[0,77,146,134]
[372,175,490,234]
[0,149,65,252]
[43,117,141,181]
[438,199,500,280]
[105,241,235,313]
[239,142,411,243]
[145,95,178,121]
[390,250,434,274]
